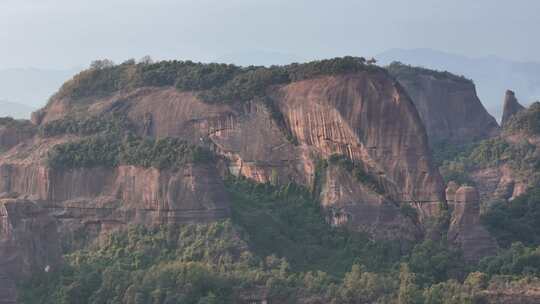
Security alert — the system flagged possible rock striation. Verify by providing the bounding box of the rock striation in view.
[501,90,525,128]
[0,60,450,299]
[447,185,497,261]
[387,63,500,144]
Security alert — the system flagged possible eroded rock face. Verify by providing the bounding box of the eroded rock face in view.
[471,164,529,205]
[0,199,62,303]
[1,69,447,296]
[43,72,445,223]
[0,122,35,153]
[501,90,525,128]
[390,68,499,143]
[275,74,444,208]
[447,185,497,262]
[320,164,422,241]
[0,147,231,301]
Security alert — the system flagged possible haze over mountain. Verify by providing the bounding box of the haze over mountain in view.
[0,67,80,109]
[2,1,540,302]
[377,48,540,120]
[0,100,35,119]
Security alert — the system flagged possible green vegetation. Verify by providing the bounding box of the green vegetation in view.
[386,61,472,84]
[430,140,477,168]
[439,137,539,185]
[327,154,385,194]
[19,178,477,304]
[479,242,540,277]
[53,57,382,105]
[0,116,36,133]
[505,102,540,135]
[481,188,540,247]
[226,177,403,276]
[39,113,130,137]
[48,135,212,169]
[47,135,122,168]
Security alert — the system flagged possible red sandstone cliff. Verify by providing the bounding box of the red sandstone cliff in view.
[1,64,448,300]
[387,63,500,144]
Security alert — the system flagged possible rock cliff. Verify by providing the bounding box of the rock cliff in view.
[468,102,540,205]
[387,62,499,144]
[446,185,497,261]
[0,58,450,300]
[501,90,525,128]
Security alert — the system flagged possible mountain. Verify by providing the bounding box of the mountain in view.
[1,58,538,303]
[0,100,35,119]
[387,62,500,144]
[377,48,540,121]
[501,90,526,128]
[0,67,80,111]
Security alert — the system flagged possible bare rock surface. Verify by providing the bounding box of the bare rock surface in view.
[389,65,499,143]
[447,185,497,262]
[0,69,449,298]
[501,90,525,128]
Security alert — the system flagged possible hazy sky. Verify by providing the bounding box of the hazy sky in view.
[2,0,540,69]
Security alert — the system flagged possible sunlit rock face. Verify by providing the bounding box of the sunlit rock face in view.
[0,67,449,299]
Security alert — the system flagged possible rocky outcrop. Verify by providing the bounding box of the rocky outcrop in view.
[0,120,35,152]
[0,199,62,303]
[388,63,499,144]
[0,64,448,297]
[40,72,444,222]
[447,185,497,261]
[471,164,530,205]
[501,90,525,128]
[320,164,422,242]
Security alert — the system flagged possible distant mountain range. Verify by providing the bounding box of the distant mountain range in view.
[0,99,35,119]
[0,67,80,118]
[377,48,540,121]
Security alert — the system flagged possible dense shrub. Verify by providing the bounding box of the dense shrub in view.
[479,242,540,277]
[52,57,382,105]
[327,154,385,194]
[227,177,404,275]
[120,136,213,169]
[48,135,212,169]
[39,113,129,137]
[430,140,477,168]
[481,188,540,247]
[18,177,521,304]
[407,240,466,286]
[439,137,538,185]
[47,135,121,168]
[505,102,540,135]
[386,61,472,84]
[0,117,36,133]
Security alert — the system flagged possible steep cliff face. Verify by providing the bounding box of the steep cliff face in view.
[0,60,450,300]
[0,199,61,303]
[387,63,500,144]
[501,90,525,128]
[37,71,444,221]
[446,185,497,261]
[467,102,540,205]
[320,164,422,241]
[0,119,35,153]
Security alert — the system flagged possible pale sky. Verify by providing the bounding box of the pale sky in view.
[1,0,540,69]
